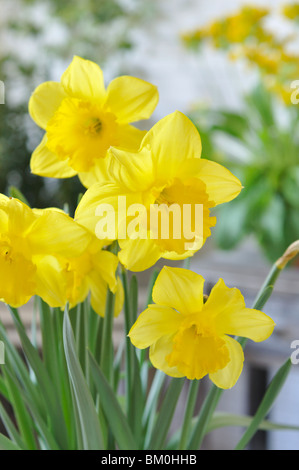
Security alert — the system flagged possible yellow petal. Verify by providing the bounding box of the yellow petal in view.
[195,159,243,205]
[118,237,162,272]
[105,75,158,124]
[61,55,106,101]
[209,335,244,389]
[108,146,155,192]
[75,182,143,238]
[149,334,184,378]
[30,134,77,178]
[92,250,119,293]
[89,273,123,317]
[129,304,182,349]
[0,251,36,307]
[204,278,275,341]
[140,111,202,178]
[3,196,37,236]
[28,209,91,257]
[29,81,67,130]
[116,124,147,150]
[78,157,110,188]
[34,255,67,307]
[152,266,205,315]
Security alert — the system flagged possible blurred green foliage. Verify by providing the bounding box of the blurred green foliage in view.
[189,84,299,263]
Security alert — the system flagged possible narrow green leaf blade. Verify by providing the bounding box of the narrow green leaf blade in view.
[149,377,185,450]
[63,308,103,450]
[88,351,137,450]
[0,433,22,450]
[235,358,292,450]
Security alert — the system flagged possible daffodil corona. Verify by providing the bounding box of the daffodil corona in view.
[129,267,275,388]
[75,111,242,271]
[29,56,159,188]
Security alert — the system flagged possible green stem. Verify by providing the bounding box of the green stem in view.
[100,287,115,383]
[120,267,135,418]
[188,384,222,450]
[178,380,200,450]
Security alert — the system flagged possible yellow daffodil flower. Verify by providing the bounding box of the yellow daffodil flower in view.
[0,195,91,307]
[29,55,159,188]
[42,238,124,317]
[129,266,275,389]
[75,111,242,271]
[282,3,299,20]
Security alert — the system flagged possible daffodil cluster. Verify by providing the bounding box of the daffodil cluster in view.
[182,4,299,105]
[0,194,122,316]
[3,54,275,389]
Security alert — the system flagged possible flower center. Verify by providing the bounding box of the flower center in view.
[46,98,120,172]
[84,117,103,135]
[148,178,216,254]
[166,314,230,380]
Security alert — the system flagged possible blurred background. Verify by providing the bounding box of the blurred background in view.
[1,0,299,450]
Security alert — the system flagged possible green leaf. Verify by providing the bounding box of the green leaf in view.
[235,358,292,450]
[8,306,69,449]
[149,377,185,450]
[88,351,137,450]
[0,400,25,449]
[8,186,30,206]
[207,412,299,433]
[0,433,22,451]
[187,384,222,450]
[63,308,103,450]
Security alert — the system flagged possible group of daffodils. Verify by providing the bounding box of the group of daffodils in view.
[1,56,275,389]
[182,4,299,105]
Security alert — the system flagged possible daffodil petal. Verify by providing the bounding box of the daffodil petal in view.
[108,146,154,192]
[78,156,111,188]
[89,273,123,317]
[30,134,77,178]
[105,75,158,124]
[149,334,184,378]
[118,238,162,272]
[204,278,275,341]
[116,124,147,150]
[141,111,202,178]
[3,197,37,235]
[209,336,244,389]
[29,81,67,130]
[28,209,91,257]
[75,181,143,237]
[92,249,119,293]
[195,159,243,205]
[217,307,275,342]
[61,55,106,101]
[34,255,67,307]
[129,304,182,349]
[152,266,205,315]
[0,252,36,307]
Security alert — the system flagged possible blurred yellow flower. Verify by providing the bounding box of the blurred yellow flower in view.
[181,4,299,105]
[282,3,299,20]
[0,195,90,307]
[129,267,275,388]
[75,111,242,271]
[29,55,159,188]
